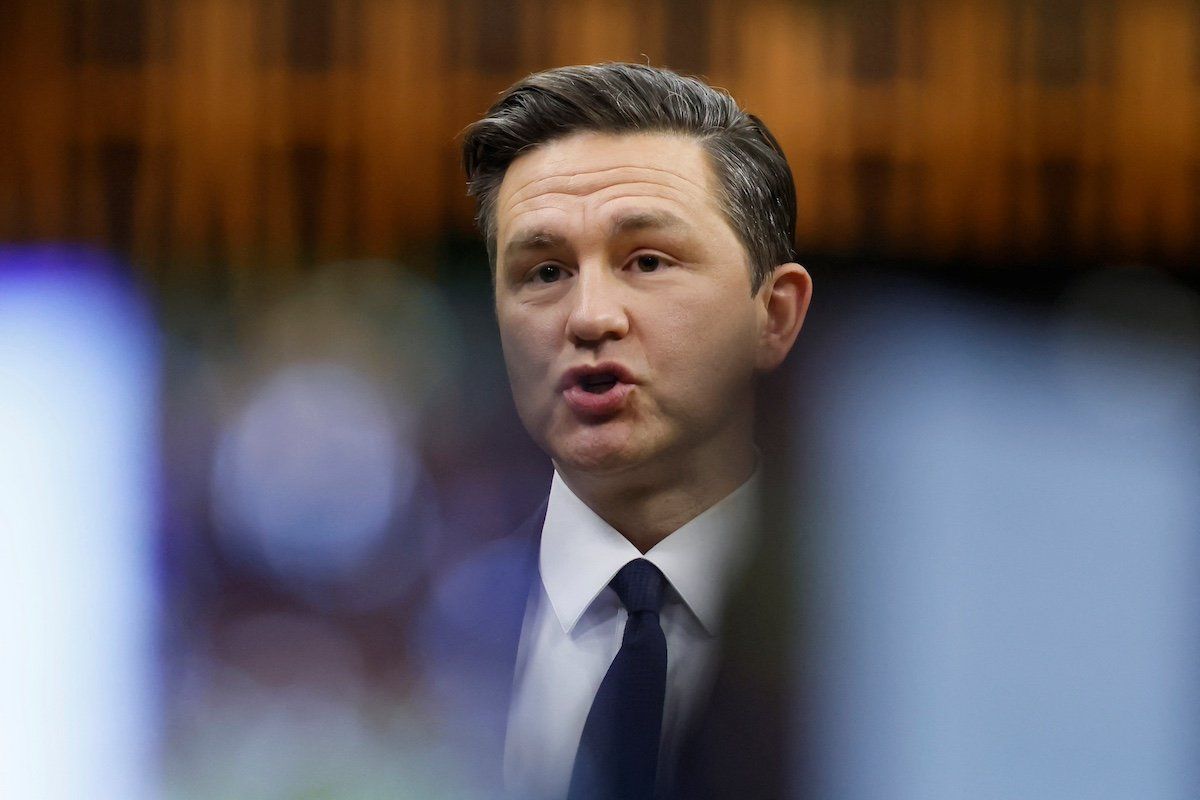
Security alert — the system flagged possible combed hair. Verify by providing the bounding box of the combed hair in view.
[461,63,797,293]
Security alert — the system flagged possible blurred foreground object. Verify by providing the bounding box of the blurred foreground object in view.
[0,248,158,798]
[801,267,1200,799]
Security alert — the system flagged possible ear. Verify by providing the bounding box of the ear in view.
[754,262,812,372]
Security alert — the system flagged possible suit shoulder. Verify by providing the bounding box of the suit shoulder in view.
[415,499,546,660]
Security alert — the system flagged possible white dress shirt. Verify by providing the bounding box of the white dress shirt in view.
[503,469,760,799]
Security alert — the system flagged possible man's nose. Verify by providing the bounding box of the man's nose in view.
[565,265,629,345]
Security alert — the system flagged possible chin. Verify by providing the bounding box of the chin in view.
[548,424,646,475]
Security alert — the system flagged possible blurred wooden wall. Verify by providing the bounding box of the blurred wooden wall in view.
[1,0,1197,288]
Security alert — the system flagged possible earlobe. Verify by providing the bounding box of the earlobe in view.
[755,263,812,372]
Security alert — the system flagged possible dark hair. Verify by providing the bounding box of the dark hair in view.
[461,63,797,293]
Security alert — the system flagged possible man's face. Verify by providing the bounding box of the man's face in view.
[493,132,769,476]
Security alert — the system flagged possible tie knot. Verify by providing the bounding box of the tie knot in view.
[610,559,667,615]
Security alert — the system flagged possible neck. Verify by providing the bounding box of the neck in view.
[555,435,758,553]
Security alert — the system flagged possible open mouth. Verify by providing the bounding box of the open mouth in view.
[560,363,635,417]
[579,372,619,394]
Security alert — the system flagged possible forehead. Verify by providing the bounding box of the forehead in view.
[495,132,725,242]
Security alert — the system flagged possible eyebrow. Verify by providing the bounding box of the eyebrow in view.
[500,210,691,266]
[608,210,689,237]
[502,230,566,267]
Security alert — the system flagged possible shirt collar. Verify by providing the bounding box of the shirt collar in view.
[539,469,760,637]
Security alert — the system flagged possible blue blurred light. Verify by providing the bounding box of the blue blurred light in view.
[0,247,158,799]
[801,276,1200,800]
[211,361,417,593]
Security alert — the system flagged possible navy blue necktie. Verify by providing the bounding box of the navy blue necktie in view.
[567,558,669,800]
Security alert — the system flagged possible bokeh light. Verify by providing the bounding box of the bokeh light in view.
[211,360,413,591]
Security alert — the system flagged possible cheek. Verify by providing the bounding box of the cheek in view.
[497,308,559,393]
[648,294,759,391]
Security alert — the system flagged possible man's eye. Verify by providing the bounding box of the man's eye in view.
[534,265,563,283]
[636,255,663,272]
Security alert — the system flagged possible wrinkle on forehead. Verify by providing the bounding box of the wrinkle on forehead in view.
[504,163,713,209]
[496,135,726,242]
[506,182,701,219]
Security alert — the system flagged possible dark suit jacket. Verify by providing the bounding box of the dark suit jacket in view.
[414,488,798,799]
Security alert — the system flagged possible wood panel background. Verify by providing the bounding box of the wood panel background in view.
[1,0,1197,290]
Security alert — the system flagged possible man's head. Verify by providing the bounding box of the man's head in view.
[463,62,797,294]
[462,64,810,483]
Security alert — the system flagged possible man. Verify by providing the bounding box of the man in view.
[417,63,812,799]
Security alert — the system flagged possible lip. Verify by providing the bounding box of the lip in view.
[557,362,639,392]
[558,361,638,419]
